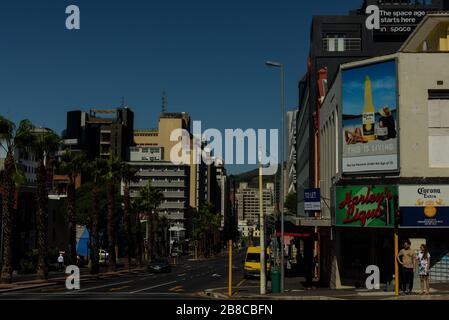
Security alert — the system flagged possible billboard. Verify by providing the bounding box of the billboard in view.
[304,188,321,211]
[342,60,398,173]
[399,185,449,228]
[336,185,397,228]
[373,7,433,37]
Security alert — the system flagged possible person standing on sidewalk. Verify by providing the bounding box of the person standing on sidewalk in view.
[418,244,431,295]
[286,259,292,278]
[398,239,416,295]
[57,253,65,271]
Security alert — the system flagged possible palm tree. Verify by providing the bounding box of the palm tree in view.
[0,117,28,283]
[119,162,137,267]
[157,215,170,257]
[58,149,86,265]
[104,157,121,271]
[132,200,144,267]
[134,183,163,261]
[193,203,222,258]
[25,124,60,280]
[86,159,108,274]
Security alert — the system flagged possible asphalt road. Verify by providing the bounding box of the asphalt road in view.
[0,250,250,300]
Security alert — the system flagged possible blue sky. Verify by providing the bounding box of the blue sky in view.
[0,0,363,174]
[342,60,397,116]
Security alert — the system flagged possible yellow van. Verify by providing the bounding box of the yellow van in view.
[243,246,271,279]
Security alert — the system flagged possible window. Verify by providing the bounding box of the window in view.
[323,34,361,52]
[324,34,345,52]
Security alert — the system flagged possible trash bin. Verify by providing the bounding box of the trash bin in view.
[271,270,280,293]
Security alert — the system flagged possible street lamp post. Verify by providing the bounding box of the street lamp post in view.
[258,148,266,295]
[265,60,285,293]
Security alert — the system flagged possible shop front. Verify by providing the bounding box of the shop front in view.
[335,184,397,287]
[274,221,316,278]
[399,185,449,283]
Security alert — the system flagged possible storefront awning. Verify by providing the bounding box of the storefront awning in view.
[275,221,316,238]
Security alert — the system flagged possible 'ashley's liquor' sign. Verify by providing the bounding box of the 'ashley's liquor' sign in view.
[336,185,397,228]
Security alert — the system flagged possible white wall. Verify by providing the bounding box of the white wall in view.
[320,72,341,220]
[398,52,449,177]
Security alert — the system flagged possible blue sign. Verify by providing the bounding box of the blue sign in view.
[304,188,321,211]
[400,207,449,227]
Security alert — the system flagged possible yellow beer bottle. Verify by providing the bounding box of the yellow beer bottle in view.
[362,75,376,141]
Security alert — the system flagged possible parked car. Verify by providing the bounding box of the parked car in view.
[147,258,171,273]
[243,246,271,279]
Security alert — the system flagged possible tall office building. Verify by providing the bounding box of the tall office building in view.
[131,112,226,242]
[64,107,134,161]
[125,145,189,242]
[236,182,275,235]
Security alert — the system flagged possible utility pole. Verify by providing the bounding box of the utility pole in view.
[394,227,399,296]
[259,148,266,295]
[265,60,285,292]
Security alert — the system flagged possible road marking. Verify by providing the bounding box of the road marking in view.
[236,279,246,287]
[69,280,134,293]
[1,292,183,296]
[168,285,183,292]
[110,285,131,292]
[129,280,177,294]
[177,273,186,277]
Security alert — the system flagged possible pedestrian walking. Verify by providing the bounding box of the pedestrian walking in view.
[418,244,431,295]
[398,239,416,294]
[286,259,292,278]
[57,253,65,271]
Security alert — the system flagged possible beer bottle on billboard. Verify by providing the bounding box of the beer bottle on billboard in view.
[362,75,375,141]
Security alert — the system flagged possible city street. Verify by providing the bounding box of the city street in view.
[0,251,246,300]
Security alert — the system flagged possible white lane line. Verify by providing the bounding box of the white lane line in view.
[129,280,177,294]
[68,280,134,293]
[177,273,186,277]
[3,292,181,296]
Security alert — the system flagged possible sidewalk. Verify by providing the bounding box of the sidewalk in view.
[205,277,449,300]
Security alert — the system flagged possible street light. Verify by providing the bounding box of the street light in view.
[265,60,285,293]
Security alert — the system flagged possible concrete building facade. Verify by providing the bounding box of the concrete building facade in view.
[318,14,449,288]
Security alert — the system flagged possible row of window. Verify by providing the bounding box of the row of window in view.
[138,167,184,172]
[138,178,185,183]
[139,156,160,161]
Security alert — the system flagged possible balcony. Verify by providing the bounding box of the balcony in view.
[162,191,187,198]
[131,180,186,188]
[136,170,186,177]
[160,202,186,210]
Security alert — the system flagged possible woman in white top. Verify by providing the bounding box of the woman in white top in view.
[418,244,431,295]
